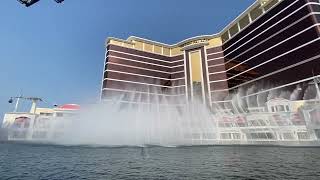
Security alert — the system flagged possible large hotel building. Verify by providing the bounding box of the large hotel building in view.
[102,0,320,107]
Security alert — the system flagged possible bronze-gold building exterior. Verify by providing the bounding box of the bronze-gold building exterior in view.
[102,0,320,106]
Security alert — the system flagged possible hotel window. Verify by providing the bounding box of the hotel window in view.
[263,0,278,11]
[276,105,285,112]
[239,15,250,30]
[154,45,162,54]
[297,132,310,140]
[203,133,215,139]
[134,41,143,50]
[192,133,201,139]
[221,32,229,43]
[163,47,170,56]
[266,133,275,139]
[104,63,108,71]
[315,130,320,139]
[144,43,153,52]
[220,133,232,139]
[310,4,320,13]
[311,6,320,22]
[123,43,133,49]
[314,14,320,23]
[283,133,295,140]
[285,105,289,112]
[229,23,239,37]
[56,113,64,117]
[250,5,263,21]
[232,133,241,139]
[40,113,53,117]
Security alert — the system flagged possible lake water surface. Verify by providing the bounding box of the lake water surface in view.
[0,142,320,180]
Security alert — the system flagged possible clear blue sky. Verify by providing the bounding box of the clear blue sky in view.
[0,0,255,119]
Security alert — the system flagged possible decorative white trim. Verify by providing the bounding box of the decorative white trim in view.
[228,53,320,91]
[224,12,320,65]
[262,4,266,13]
[223,1,316,52]
[102,88,185,97]
[206,51,224,56]
[248,12,253,23]
[207,57,225,62]
[227,30,231,40]
[107,55,184,69]
[242,74,320,98]
[108,49,184,64]
[222,0,298,46]
[100,50,108,101]
[104,78,186,88]
[172,71,185,74]
[127,35,218,49]
[171,64,185,69]
[188,51,194,101]
[204,47,212,106]
[209,79,228,83]
[220,0,267,42]
[226,35,320,82]
[210,44,320,92]
[211,100,233,103]
[209,71,227,75]
[199,49,206,104]
[224,10,320,64]
[105,69,185,81]
[210,88,230,93]
[183,51,188,103]
[208,63,225,68]
[237,22,241,32]
[107,42,183,58]
[101,99,187,106]
[106,62,184,75]
[211,76,320,103]
[226,23,320,72]
[209,36,320,84]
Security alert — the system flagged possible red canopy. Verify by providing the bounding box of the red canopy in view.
[59,104,80,110]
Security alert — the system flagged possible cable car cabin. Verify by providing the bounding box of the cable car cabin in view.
[17,0,64,7]
[17,0,40,7]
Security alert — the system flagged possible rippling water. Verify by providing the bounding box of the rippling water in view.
[1,142,320,180]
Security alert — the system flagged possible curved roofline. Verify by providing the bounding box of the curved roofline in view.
[106,0,271,48]
[218,0,260,35]
[106,34,219,48]
[126,34,219,48]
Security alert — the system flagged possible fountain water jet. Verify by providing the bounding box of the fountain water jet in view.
[3,80,320,147]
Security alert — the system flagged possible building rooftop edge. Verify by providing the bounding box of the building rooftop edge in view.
[105,0,273,48]
[106,34,219,48]
[219,0,261,35]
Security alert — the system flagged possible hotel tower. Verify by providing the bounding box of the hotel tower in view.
[102,0,320,107]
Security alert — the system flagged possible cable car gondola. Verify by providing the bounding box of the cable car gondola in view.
[17,0,64,7]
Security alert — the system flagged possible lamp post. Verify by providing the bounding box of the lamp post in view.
[8,96,43,113]
[8,96,22,112]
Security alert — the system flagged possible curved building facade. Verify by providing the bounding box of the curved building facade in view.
[102,0,320,107]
